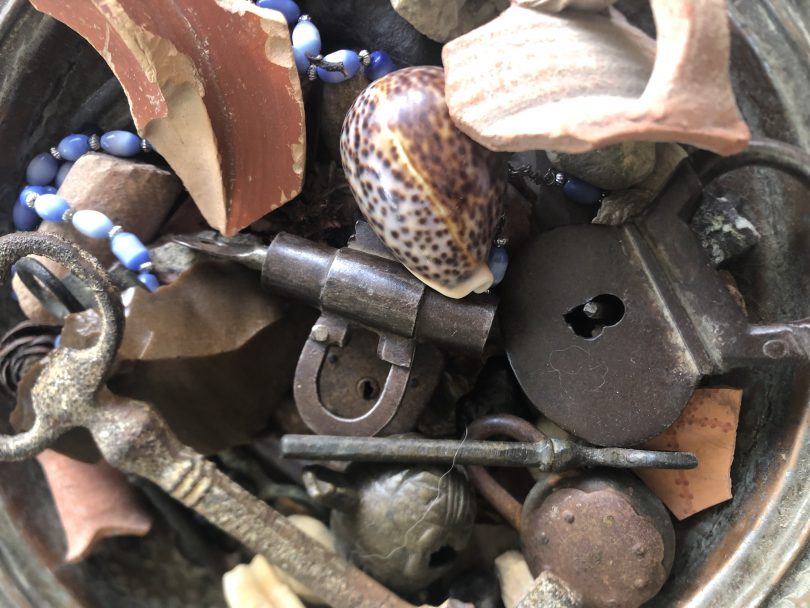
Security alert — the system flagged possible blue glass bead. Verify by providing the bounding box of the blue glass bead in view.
[111,232,150,270]
[256,0,300,24]
[56,134,90,161]
[316,50,361,83]
[18,185,47,207]
[292,20,321,74]
[137,272,160,292]
[54,334,61,348]
[100,130,141,157]
[488,246,509,286]
[26,153,59,186]
[365,50,396,81]
[562,176,604,205]
[55,162,74,188]
[34,194,71,222]
[13,202,41,231]
[72,209,114,239]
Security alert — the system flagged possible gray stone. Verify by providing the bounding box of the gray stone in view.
[593,143,686,226]
[547,141,657,191]
[390,0,508,43]
[691,192,761,267]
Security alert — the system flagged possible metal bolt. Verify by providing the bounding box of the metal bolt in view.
[763,339,788,359]
[311,325,329,343]
[50,147,62,160]
[583,301,603,319]
[359,49,371,66]
[562,510,575,523]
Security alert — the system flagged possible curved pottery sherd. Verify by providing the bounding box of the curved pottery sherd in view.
[340,66,505,299]
[443,0,750,155]
[30,0,305,236]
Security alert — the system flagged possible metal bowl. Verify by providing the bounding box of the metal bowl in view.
[0,0,808,605]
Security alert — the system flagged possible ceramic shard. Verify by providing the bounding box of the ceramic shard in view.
[443,0,750,155]
[37,448,152,563]
[29,0,306,235]
[636,387,742,520]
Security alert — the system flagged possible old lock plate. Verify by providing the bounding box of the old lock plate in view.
[504,144,810,446]
[316,326,443,435]
[501,221,701,446]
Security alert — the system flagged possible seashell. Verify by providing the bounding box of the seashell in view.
[340,66,505,299]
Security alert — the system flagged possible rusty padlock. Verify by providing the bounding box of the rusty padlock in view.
[466,415,675,608]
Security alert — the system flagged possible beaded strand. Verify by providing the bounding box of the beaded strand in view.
[15,130,159,293]
[255,0,397,83]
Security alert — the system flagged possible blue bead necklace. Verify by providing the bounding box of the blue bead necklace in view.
[15,130,160,293]
[14,2,398,297]
[255,0,397,83]
[543,168,607,206]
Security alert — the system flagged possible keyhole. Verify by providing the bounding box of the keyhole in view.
[356,377,380,401]
[564,294,625,339]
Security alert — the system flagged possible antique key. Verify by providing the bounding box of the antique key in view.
[501,139,810,446]
[176,222,497,436]
[0,233,419,608]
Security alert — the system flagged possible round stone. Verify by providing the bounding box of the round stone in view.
[547,142,657,191]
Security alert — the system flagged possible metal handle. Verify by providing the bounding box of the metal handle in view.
[0,233,123,460]
[465,414,548,530]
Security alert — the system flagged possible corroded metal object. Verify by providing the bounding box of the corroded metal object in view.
[501,140,810,446]
[280,427,698,469]
[176,222,497,437]
[464,415,674,608]
[0,233,416,608]
[303,463,476,594]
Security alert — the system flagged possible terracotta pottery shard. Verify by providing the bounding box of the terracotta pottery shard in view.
[29,0,305,235]
[442,0,750,155]
[636,387,742,520]
[37,448,153,563]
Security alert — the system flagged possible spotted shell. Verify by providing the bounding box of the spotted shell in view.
[340,66,505,299]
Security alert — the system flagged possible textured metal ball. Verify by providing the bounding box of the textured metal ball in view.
[340,66,505,299]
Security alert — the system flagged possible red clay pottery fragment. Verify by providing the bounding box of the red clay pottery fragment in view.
[36,448,152,563]
[442,0,750,155]
[29,0,306,235]
[636,387,742,520]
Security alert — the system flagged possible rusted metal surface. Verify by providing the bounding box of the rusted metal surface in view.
[0,232,416,608]
[523,477,672,608]
[281,426,696,469]
[177,223,498,436]
[502,143,810,446]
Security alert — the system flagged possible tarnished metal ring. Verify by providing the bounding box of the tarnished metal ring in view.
[693,138,810,189]
[465,414,547,530]
[14,256,85,321]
